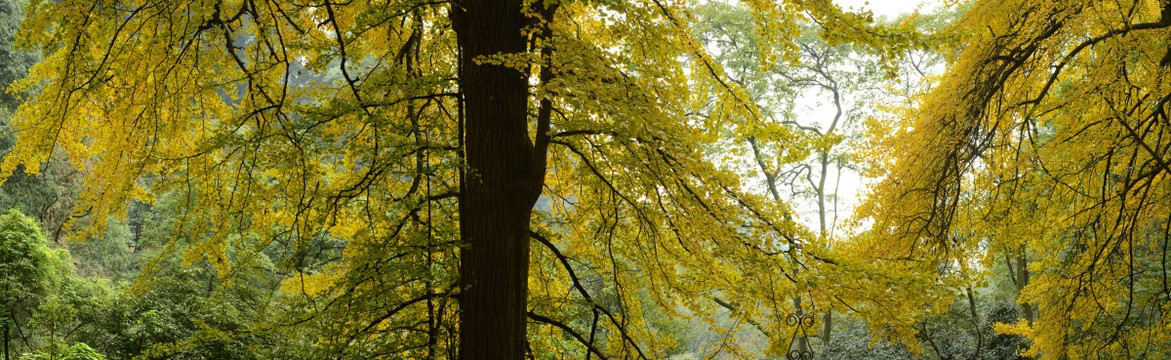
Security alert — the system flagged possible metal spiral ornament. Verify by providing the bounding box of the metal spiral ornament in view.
[785,312,816,360]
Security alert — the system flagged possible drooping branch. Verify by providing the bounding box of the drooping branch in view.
[526,312,609,359]
[530,231,649,360]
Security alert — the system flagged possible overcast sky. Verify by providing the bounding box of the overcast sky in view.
[776,0,946,235]
[833,0,942,19]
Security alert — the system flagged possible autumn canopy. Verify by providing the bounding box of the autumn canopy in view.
[0,0,1168,359]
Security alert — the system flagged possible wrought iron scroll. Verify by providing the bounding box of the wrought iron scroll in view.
[785,312,815,360]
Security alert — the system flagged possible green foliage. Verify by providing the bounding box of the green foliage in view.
[0,0,38,110]
[77,268,278,360]
[66,190,312,360]
[821,315,914,360]
[0,209,54,356]
[0,209,52,309]
[0,209,98,360]
[20,343,106,360]
[68,216,135,279]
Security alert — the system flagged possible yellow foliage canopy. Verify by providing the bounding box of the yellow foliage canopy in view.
[0,0,923,358]
[860,0,1171,357]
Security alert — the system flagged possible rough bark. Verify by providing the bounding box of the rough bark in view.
[451,1,550,359]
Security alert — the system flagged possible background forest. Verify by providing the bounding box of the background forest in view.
[0,0,1168,359]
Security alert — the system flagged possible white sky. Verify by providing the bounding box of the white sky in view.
[777,0,944,237]
[834,0,942,19]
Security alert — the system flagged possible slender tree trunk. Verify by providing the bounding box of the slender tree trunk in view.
[816,154,833,344]
[3,287,8,360]
[821,312,832,343]
[1017,247,1034,325]
[965,287,982,360]
[451,1,550,359]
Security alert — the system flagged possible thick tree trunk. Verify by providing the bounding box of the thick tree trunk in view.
[451,1,545,359]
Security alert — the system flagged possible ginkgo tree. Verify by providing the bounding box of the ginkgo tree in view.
[693,2,886,351]
[690,3,982,357]
[858,0,1171,358]
[1,0,922,359]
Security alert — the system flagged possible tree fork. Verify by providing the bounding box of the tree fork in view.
[451,1,556,358]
